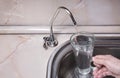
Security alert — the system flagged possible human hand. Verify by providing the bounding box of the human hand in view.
[92,55,120,78]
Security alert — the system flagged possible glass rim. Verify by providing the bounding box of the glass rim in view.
[70,32,95,46]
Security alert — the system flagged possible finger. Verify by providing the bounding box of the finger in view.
[103,71,113,77]
[93,67,105,76]
[93,55,112,59]
[97,71,113,78]
[96,72,106,78]
[96,67,108,76]
[93,67,99,76]
[94,67,113,78]
[93,62,102,68]
[93,56,107,66]
[94,74,102,78]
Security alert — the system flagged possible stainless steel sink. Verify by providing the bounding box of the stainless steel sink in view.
[46,36,120,78]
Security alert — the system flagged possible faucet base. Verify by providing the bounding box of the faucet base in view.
[47,39,58,47]
[43,36,58,49]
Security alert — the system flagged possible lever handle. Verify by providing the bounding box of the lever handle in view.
[43,37,48,50]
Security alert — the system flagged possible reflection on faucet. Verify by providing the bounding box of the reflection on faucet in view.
[43,6,77,49]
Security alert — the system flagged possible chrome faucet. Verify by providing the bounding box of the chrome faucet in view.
[43,6,77,49]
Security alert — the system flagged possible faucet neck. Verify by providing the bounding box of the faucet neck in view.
[50,6,77,39]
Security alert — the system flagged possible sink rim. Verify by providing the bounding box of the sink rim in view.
[46,41,71,78]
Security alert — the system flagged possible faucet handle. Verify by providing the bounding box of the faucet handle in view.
[43,37,48,50]
[43,36,58,49]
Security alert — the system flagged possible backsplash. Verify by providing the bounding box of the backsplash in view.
[0,0,120,25]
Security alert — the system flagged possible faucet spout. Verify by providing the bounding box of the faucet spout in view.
[43,6,77,49]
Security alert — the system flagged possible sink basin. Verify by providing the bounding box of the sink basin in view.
[46,37,120,78]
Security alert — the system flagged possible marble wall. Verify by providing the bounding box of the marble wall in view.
[0,0,120,25]
[0,34,72,78]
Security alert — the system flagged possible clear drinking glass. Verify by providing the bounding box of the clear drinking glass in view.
[70,32,94,75]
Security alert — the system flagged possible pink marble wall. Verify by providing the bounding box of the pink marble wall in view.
[0,35,71,78]
[0,0,120,25]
